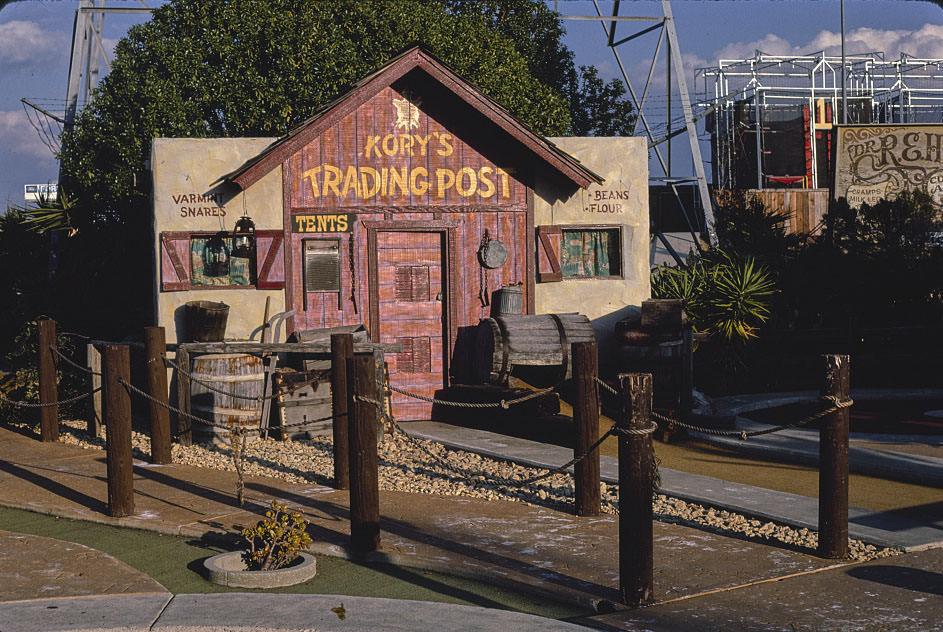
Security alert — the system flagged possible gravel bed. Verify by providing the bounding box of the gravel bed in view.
[43,418,899,562]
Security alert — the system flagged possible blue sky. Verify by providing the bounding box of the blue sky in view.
[1,0,942,207]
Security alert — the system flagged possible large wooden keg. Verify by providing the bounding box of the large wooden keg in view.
[474,314,596,385]
[189,353,265,443]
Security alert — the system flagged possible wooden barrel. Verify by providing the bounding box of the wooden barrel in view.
[474,314,596,385]
[190,353,265,443]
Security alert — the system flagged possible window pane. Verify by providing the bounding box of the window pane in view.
[190,235,252,287]
[561,229,619,277]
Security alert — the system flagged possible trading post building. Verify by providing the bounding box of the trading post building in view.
[152,47,650,419]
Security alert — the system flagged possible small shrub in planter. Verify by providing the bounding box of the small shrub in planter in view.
[241,501,312,571]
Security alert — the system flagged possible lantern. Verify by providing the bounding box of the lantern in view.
[203,231,230,278]
[233,214,257,283]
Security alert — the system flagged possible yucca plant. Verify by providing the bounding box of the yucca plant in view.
[651,248,776,344]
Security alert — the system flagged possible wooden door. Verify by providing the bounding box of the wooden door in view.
[374,231,446,420]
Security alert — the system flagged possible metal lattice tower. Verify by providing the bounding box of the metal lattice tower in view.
[556,0,716,262]
[64,0,154,130]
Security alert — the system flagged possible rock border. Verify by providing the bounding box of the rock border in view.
[203,551,317,588]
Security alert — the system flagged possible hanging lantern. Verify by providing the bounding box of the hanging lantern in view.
[232,214,257,283]
[233,214,256,253]
[203,231,230,278]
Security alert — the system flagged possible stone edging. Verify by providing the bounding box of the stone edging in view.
[203,551,317,588]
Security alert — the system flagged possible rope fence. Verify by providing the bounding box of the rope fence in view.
[593,376,853,440]
[8,322,858,591]
[0,388,99,408]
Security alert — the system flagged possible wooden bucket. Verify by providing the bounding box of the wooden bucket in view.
[474,314,596,385]
[190,353,265,443]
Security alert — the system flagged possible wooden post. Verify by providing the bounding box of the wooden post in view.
[87,343,103,438]
[347,353,379,553]
[144,327,172,465]
[573,341,601,516]
[679,325,694,420]
[102,344,134,517]
[331,333,354,490]
[819,354,850,559]
[174,348,192,446]
[37,318,59,442]
[618,372,654,606]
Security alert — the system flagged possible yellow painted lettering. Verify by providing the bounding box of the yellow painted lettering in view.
[436,168,455,198]
[400,134,414,156]
[410,167,430,196]
[326,215,336,231]
[293,216,305,231]
[456,167,477,197]
[382,134,397,156]
[305,216,316,232]
[341,165,361,198]
[337,214,348,232]
[437,133,454,156]
[390,167,409,196]
[380,167,389,197]
[478,167,495,198]
[317,215,327,232]
[322,165,342,197]
[413,134,430,156]
[364,135,381,158]
[302,167,321,198]
[360,167,381,198]
[496,167,511,198]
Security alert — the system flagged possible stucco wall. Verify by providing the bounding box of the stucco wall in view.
[534,137,650,358]
[151,138,285,343]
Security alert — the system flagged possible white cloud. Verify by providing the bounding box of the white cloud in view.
[0,110,59,161]
[710,24,943,63]
[0,20,60,69]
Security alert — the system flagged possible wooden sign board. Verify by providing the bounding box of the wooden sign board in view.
[834,124,943,209]
[291,213,353,233]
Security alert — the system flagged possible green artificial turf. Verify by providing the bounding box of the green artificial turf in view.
[0,505,587,620]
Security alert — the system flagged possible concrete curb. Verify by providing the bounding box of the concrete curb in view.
[203,551,317,588]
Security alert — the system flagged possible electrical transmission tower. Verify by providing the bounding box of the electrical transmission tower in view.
[556,0,715,264]
[64,0,153,130]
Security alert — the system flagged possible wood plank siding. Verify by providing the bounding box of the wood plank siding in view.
[729,189,830,235]
[282,84,529,419]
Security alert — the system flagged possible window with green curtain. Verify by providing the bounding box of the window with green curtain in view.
[190,234,252,287]
[560,229,620,277]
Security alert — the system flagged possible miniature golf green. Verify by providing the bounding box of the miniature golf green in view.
[0,505,588,620]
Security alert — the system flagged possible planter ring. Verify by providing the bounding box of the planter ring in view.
[203,551,317,588]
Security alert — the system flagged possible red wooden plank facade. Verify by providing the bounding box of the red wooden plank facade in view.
[280,85,532,418]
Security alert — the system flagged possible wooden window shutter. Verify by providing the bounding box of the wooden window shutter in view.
[535,225,563,283]
[396,336,431,373]
[255,230,285,290]
[395,265,430,301]
[160,232,191,291]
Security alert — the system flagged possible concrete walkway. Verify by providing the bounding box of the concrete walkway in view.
[404,421,943,551]
[1,424,942,631]
[704,389,943,487]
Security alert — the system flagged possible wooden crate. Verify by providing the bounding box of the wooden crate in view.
[273,369,332,440]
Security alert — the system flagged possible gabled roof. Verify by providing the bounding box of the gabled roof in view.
[226,45,602,190]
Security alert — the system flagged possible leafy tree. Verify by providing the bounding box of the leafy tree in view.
[445,0,636,135]
[797,190,943,329]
